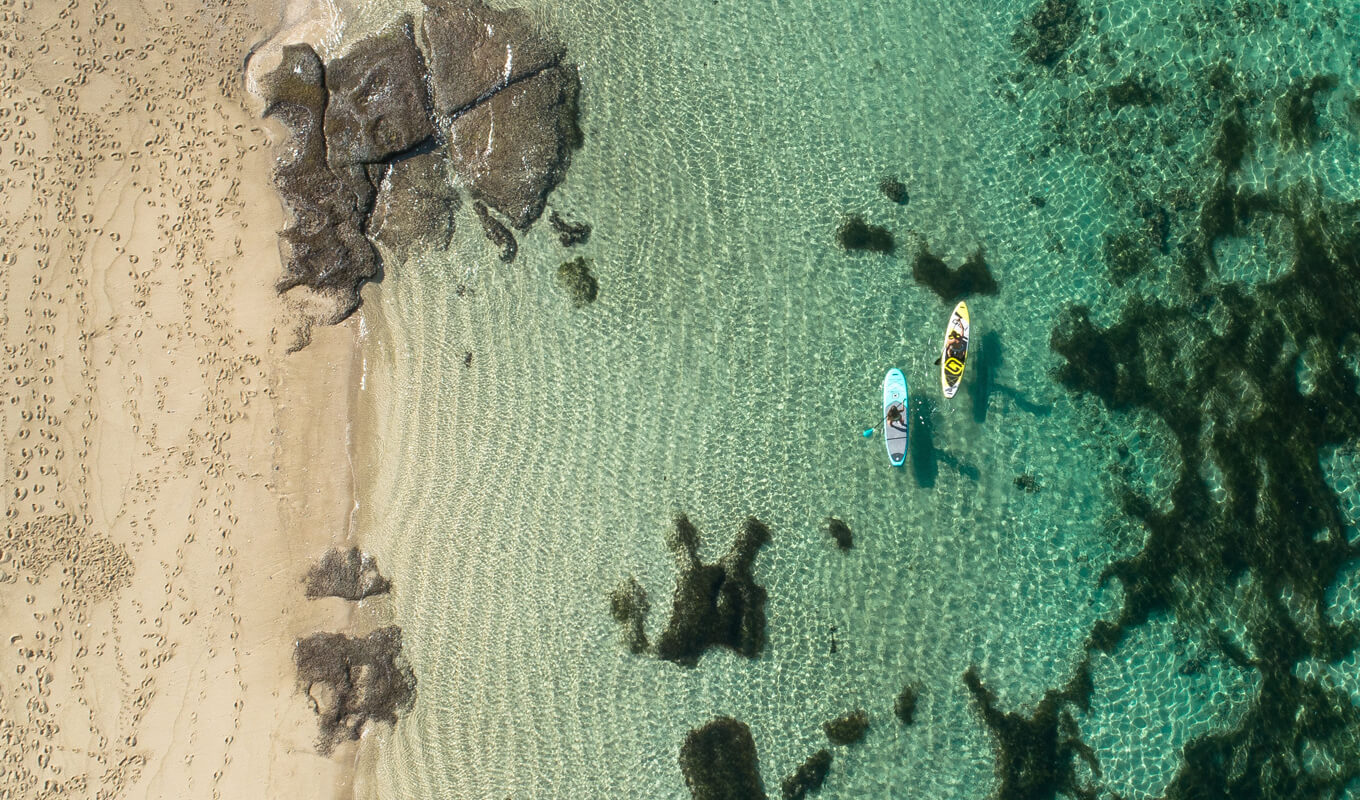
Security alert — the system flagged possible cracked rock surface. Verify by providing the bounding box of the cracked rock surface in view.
[257,0,581,339]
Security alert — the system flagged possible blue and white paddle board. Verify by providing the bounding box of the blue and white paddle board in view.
[883,368,908,466]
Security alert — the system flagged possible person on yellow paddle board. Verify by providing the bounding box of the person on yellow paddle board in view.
[938,302,970,399]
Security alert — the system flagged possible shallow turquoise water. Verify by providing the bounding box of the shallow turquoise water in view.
[336,0,1360,797]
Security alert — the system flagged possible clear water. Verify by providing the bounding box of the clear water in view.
[331,0,1360,797]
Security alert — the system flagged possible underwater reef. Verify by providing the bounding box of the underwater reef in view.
[655,515,771,666]
[254,0,581,337]
[984,4,1360,796]
[294,626,416,755]
[912,244,999,303]
[679,716,767,800]
[780,749,832,800]
[836,216,895,254]
[304,547,391,601]
[556,256,599,307]
[822,710,870,746]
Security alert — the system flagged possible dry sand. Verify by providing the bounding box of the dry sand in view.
[0,1,381,797]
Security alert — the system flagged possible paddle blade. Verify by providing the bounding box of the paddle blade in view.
[862,429,873,438]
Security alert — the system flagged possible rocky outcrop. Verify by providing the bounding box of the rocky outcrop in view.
[304,547,391,601]
[420,0,565,116]
[295,626,416,754]
[369,152,461,259]
[446,64,581,229]
[679,717,767,800]
[261,44,378,319]
[324,22,433,166]
[258,0,582,338]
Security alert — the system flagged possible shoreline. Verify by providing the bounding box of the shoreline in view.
[0,0,381,797]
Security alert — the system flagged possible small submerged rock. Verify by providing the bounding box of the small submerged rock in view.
[824,517,852,550]
[822,710,869,746]
[878,177,909,205]
[679,716,767,800]
[549,209,592,246]
[556,256,599,307]
[304,547,391,601]
[473,201,518,262]
[894,684,919,725]
[780,749,832,800]
[836,216,895,254]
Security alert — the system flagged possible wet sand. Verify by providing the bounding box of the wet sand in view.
[0,0,376,797]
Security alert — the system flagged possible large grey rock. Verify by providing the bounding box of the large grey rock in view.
[304,547,391,601]
[324,20,434,166]
[419,0,564,116]
[295,626,415,755]
[369,153,460,259]
[447,64,581,229]
[260,44,378,309]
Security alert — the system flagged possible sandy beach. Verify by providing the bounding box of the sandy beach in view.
[0,1,378,797]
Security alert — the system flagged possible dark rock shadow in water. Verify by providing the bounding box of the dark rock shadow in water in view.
[972,330,1001,424]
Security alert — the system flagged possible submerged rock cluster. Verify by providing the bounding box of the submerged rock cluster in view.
[256,0,582,337]
[974,6,1360,797]
[655,515,771,666]
[608,515,770,666]
[296,550,412,754]
[912,244,1000,303]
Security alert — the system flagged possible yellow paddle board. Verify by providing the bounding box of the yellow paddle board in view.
[941,302,970,399]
